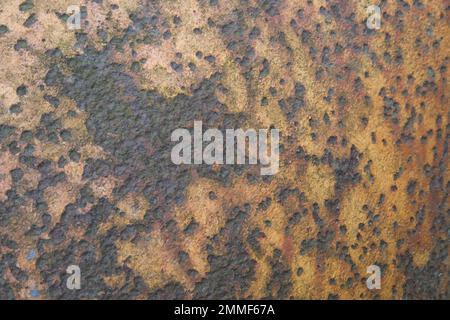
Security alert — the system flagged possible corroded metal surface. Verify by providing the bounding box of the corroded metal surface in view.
[0,0,448,299]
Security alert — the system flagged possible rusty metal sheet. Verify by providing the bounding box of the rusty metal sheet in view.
[0,0,448,300]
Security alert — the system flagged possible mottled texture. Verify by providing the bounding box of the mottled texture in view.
[0,0,448,299]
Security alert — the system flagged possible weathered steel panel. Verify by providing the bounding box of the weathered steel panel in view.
[0,0,448,299]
